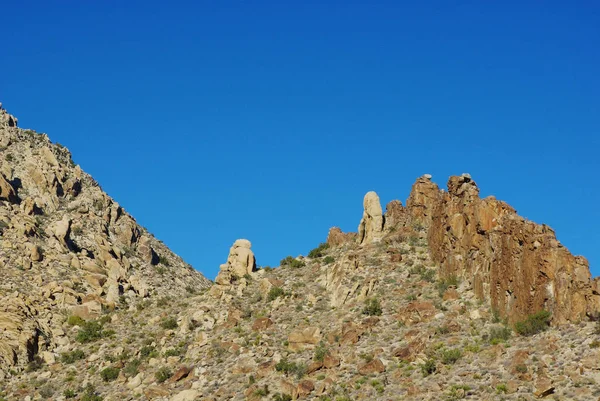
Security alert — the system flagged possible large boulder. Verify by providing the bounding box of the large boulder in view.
[215,239,256,285]
[0,174,18,203]
[357,191,384,244]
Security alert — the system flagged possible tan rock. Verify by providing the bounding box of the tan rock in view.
[0,174,17,203]
[288,327,322,350]
[358,358,385,375]
[215,239,256,285]
[358,191,384,244]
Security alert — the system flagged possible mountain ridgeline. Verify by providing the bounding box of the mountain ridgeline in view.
[1,103,599,400]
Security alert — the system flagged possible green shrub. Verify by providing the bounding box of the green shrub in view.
[314,342,328,362]
[123,358,142,377]
[160,317,178,330]
[80,384,103,401]
[67,315,85,326]
[275,358,307,379]
[488,325,512,344]
[362,298,382,316]
[514,310,551,336]
[273,394,293,401]
[280,256,305,268]
[100,367,120,382]
[140,345,156,358]
[61,349,85,364]
[164,348,182,357]
[323,256,335,265]
[76,321,106,343]
[155,367,172,383]
[441,348,462,365]
[420,359,436,377]
[63,389,77,398]
[268,287,285,302]
[308,243,329,258]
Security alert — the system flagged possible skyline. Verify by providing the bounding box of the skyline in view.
[2,1,598,278]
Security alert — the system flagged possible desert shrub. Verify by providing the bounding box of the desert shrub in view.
[155,366,172,383]
[273,394,293,401]
[164,348,182,357]
[323,256,335,264]
[268,286,285,301]
[67,315,85,326]
[61,349,85,364]
[420,359,436,377]
[488,325,512,344]
[280,256,305,268]
[362,298,382,316]
[140,345,157,358]
[437,275,459,297]
[275,358,307,379]
[440,348,462,365]
[80,384,103,401]
[308,242,329,258]
[123,358,141,377]
[26,356,44,372]
[100,367,120,382]
[39,384,55,399]
[76,321,106,343]
[514,310,551,336]
[160,317,178,330]
[314,342,328,362]
[63,389,77,398]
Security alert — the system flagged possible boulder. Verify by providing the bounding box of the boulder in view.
[215,239,256,285]
[0,174,17,203]
[358,191,384,244]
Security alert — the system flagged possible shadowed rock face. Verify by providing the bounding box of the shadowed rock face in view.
[330,174,599,325]
[424,174,599,324]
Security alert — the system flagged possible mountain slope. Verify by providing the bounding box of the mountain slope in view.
[0,104,211,376]
[1,104,599,401]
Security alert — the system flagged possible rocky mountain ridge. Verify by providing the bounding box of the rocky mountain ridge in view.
[1,104,599,401]
[0,104,211,376]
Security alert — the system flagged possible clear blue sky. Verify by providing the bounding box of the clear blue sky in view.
[2,1,599,279]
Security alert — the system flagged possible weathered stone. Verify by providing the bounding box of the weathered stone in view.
[215,239,256,285]
[358,358,385,375]
[358,191,384,244]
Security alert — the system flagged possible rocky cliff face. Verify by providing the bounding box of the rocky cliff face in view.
[0,104,211,374]
[347,173,599,325]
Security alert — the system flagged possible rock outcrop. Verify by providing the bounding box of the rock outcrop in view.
[357,191,384,244]
[0,103,211,372]
[215,239,256,285]
[424,174,600,324]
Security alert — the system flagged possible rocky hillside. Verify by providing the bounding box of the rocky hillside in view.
[0,104,211,378]
[1,104,599,401]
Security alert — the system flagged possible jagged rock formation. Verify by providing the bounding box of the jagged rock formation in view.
[337,174,599,325]
[0,104,211,374]
[215,239,256,286]
[357,191,384,244]
[424,174,599,324]
[3,102,600,401]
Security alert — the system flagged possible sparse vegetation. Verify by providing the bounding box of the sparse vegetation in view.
[160,317,178,330]
[155,367,173,383]
[514,310,551,336]
[99,367,120,382]
[275,358,307,379]
[280,256,306,268]
[61,349,85,364]
[268,286,285,301]
[362,298,382,316]
[420,359,437,377]
[308,242,329,258]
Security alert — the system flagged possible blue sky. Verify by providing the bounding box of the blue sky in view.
[2,1,599,279]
